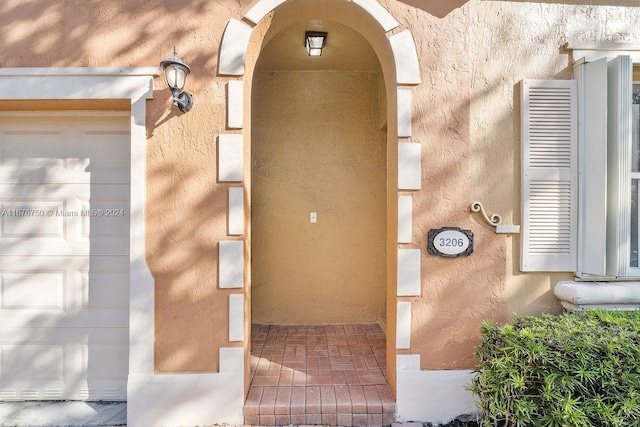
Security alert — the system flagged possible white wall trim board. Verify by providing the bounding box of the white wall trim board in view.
[0,68,157,101]
[396,356,476,424]
[127,371,244,426]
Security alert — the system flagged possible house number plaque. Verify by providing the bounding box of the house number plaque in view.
[427,227,474,258]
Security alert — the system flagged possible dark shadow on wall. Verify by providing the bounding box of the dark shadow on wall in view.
[398,0,469,18]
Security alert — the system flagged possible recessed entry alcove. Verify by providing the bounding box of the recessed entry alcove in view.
[248,18,393,424]
[251,19,387,325]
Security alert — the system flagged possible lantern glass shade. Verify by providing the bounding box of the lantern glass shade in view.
[305,31,327,56]
[164,64,188,91]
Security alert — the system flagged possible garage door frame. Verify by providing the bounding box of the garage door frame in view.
[0,69,156,381]
[0,68,246,426]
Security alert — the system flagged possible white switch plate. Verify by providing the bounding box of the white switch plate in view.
[310,212,317,223]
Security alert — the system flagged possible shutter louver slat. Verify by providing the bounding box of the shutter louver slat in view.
[521,79,577,272]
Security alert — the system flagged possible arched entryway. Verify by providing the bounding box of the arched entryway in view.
[248,17,392,425]
[216,0,422,423]
[251,20,387,325]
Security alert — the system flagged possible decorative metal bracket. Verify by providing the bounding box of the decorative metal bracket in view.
[470,201,520,234]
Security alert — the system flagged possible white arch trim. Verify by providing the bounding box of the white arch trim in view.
[219,0,420,84]
[219,19,254,76]
[352,0,399,32]
[216,0,472,424]
[245,0,287,24]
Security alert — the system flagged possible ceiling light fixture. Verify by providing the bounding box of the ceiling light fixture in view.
[305,31,327,57]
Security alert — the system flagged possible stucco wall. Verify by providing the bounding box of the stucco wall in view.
[3,0,640,379]
[251,70,387,324]
[470,1,640,320]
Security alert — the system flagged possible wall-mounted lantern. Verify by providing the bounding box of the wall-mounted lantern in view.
[305,31,327,57]
[160,47,194,113]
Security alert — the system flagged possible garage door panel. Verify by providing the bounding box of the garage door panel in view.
[0,327,128,401]
[0,344,65,381]
[0,184,129,256]
[1,268,67,314]
[0,256,128,329]
[0,121,129,185]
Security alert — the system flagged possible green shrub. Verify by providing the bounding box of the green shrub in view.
[470,310,640,427]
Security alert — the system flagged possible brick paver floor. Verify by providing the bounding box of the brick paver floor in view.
[245,323,395,426]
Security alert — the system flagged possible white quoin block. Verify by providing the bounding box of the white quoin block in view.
[219,347,244,372]
[219,241,244,288]
[397,89,412,138]
[389,30,421,85]
[398,249,421,296]
[351,0,399,32]
[397,354,421,371]
[219,19,253,75]
[396,301,412,349]
[227,80,244,129]
[218,134,244,182]
[398,195,413,243]
[228,187,244,235]
[228,294,245,342]
[398,142,422,190]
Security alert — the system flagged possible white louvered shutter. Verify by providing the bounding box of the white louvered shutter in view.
[521,79,577,272]
[575,58,608,277]
[605,55,633,277]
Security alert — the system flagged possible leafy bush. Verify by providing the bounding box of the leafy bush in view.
[470,310,640,427]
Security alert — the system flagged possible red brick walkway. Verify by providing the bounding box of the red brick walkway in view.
[244,323,396,426]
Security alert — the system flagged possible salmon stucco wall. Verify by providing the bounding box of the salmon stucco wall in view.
[9,0,640,378]
[470,1,640,320]
[251,70,387,324]
[0,0,240,373]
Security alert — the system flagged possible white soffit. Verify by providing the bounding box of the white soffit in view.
[219,241,244,289]
[218,134,244,182]
[351,0,399,32]
[245,0,287,24]
[227,80,244,129]
[389,30,421,85]
[397,249,421,296]
[219,19,253,76]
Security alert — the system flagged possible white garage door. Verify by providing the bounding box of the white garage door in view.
[0,113,130,401]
